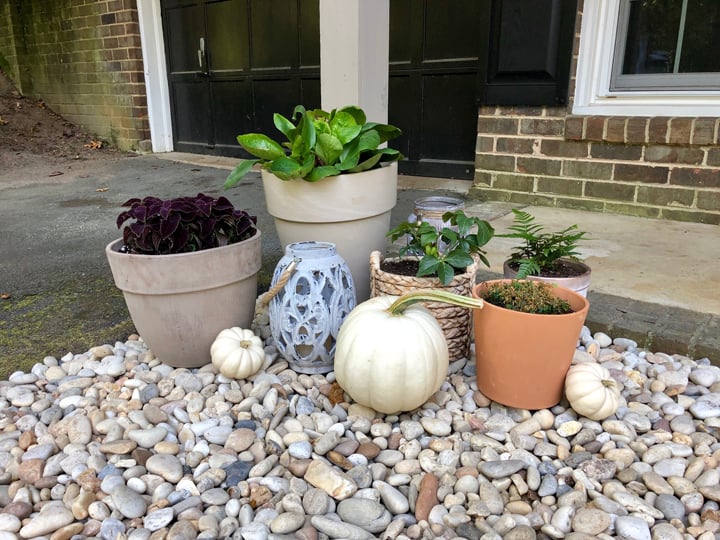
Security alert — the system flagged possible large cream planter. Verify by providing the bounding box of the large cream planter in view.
[262,162,397,302]
[105,231,261,368]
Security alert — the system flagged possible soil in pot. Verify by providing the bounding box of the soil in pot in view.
[380,259,472,278]
[505,259,586,278]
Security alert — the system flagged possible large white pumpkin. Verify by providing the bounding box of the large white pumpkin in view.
[334,294,453,414]
[565,362,621,421]
[210,327,265,380]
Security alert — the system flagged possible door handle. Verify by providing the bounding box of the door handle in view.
[197,37,208,76]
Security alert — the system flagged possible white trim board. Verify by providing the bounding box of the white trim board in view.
[137,0,173,152]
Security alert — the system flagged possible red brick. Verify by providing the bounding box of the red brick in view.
[669,118,693,145]
[670,168,720,188]
[519,118,564,136]
[614,164,669,184]
[585,116,605,141]
[707,148,720,167]
[626,117,648,143]
[643,146,704,165]
[496,137,535,154]
[605,117,626,143]
[564,116,584,140]
[591,142,642,161]
[692,118,718,145]
[477,117,519,135]
[476,136,494,153]
[648,118,670,144]
[541,139,589,158]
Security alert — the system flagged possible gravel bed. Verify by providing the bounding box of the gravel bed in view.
[0,325,718,540]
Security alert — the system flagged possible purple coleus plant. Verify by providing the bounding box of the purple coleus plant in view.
[117,193,257,255]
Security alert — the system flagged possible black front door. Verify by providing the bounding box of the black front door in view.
[161,0,321,156]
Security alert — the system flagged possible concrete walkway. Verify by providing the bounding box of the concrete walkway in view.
[0,152,717,375]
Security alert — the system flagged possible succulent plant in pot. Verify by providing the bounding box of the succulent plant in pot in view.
[471,279,590,410]
[370,210,494,360]
[224,104,404,302]
[499,209,591,296]
[105,193,262,368]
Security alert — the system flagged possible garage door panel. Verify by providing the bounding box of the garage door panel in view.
[207,0,249,71]
[421,74,478,163]
[172,81,211,150]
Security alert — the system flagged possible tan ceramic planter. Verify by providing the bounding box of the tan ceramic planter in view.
[472,279,589,410]
[262,163,397,302]
[503,258,592,297]
[105,231,261,368]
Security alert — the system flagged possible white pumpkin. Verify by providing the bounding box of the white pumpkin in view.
[565,362,621,420]
[210,327,265,380]
[334,290,484,414]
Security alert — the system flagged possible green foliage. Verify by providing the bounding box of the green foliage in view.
[482,280,573,315]
[387,210,495,286]
[499,209,588,279]
[224,105,403,187]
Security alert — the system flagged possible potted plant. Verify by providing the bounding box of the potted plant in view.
[471,279,590,410]
[370,210,494,360]
[105,193,261,369]
[224,104,403,302]
[499,209,591,297]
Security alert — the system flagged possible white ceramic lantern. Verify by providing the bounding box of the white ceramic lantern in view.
[269,241,356,373]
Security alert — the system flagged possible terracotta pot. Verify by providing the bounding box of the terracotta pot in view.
[262,163,397,302]
[105,231,261,368]
[503,258,592,297]
[471,279,589,410]
[370,251,477,360]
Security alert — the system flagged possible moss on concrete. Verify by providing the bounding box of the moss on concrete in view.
[0,276,135,379]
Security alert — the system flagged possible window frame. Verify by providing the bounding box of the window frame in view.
[573,0,720,117]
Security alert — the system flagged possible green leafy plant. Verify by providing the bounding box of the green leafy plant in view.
[482,280,573,315]
[387,210,494,286]
[499,209,588,279]
[224,105,403,188]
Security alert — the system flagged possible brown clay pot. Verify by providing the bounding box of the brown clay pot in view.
[471,279,590,410]
[503,258,592,297]
[105,231,261,368]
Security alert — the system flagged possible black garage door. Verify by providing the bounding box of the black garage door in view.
[161,0,576,178]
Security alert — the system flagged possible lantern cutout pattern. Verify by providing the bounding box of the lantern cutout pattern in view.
[269,241,356,374]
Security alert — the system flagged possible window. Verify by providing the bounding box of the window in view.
[573,0,720,116]
[612,0,720,91]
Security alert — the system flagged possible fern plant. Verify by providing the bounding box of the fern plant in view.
[499,209,587,279]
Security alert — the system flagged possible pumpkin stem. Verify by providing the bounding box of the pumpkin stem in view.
[387,289,484,315]
[240,340,252,348]
[601,379,616,388]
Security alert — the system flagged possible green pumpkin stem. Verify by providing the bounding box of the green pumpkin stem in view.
[387,289,484,316]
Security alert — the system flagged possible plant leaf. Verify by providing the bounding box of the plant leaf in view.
[338,105,366,125]
[224,160,260,189]
[316,133,344,165]
[269,157,303,180]
[236,134,286,160]
[305,165,340,182]
[329,111,362,145]
[417,255,440,278]
[273,113,296,139]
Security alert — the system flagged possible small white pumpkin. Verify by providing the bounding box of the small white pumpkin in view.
[210,327,265,380]
[565,362,621,421]
[334,290,484,414]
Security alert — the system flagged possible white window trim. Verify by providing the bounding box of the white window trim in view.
[573,0,720,117]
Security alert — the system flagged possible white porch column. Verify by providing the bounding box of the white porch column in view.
[319,0,390,123]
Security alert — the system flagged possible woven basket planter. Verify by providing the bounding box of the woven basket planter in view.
[369,251,478,360]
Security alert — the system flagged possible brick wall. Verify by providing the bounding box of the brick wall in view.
[470,2,720,226]
[0,0,148,151]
